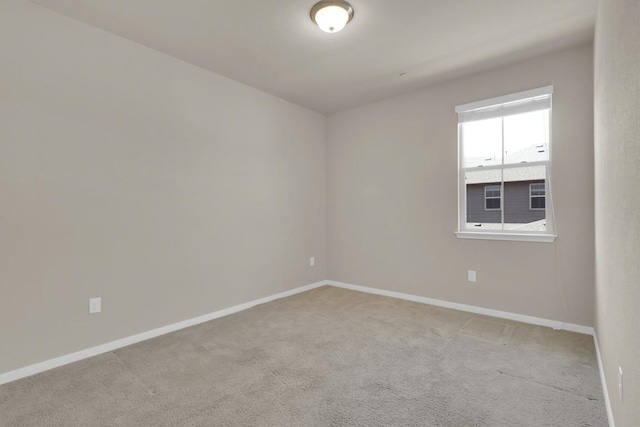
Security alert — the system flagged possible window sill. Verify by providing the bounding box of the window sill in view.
[455,231,556,243]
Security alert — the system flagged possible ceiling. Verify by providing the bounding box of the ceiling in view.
[29,0,597,114]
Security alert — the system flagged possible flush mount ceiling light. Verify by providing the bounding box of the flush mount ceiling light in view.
[310,1,354,33]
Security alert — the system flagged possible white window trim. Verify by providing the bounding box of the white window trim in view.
[484,185,501,211]
[456,85,555,243]
[529,183,545,211]
[455,231,556,243]
[455,86,554,114]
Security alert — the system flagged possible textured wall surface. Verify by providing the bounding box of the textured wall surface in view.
[327,44,594,326]
[594,0,640,424]
[0,0,326,374]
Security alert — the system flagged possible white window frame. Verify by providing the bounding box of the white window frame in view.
[484,185,501,211]
[529,183,546,211]
[455,86,556,243]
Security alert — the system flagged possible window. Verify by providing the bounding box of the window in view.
[530,183,545,210]
[455,86,555,242]
[485,185,501,210]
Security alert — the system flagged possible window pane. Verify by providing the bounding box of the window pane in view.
[486,186,500,198]
[531,197,545,209]
[486,198,501,210]
[503,109,549,165]
[530,183,545,196]
[462,117,502,168]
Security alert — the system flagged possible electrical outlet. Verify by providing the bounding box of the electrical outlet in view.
[468,270,477,282]
[310,257,315,267]
[89,297,101,314]
[618,366,623,402]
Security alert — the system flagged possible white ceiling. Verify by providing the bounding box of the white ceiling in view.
[29,0,597,114]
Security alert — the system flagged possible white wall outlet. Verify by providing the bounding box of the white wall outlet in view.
[89,297,101,314]
[310,257,315,267]
[618,366,623,402]
[468,270,477,282]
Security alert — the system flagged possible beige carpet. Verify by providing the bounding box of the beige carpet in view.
[0,286,607,426]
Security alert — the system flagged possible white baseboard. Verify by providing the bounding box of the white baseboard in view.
[593,333,616,427]
[0,280,328,386]
[328,280,595,335]
[0,279,599,388]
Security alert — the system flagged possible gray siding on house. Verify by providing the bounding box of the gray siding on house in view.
[466,183,501,223]
[466,180,545,224]
[505,181,546,223]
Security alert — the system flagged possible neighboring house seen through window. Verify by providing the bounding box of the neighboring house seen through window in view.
[485,185,501,210]
[455,86,556,242]
[530,183,546,210]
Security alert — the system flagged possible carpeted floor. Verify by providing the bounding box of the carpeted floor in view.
[0,286,608,426]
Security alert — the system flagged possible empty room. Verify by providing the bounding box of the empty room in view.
[1,0,638,426]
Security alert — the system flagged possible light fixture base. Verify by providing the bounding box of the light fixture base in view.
[310,0,354,33]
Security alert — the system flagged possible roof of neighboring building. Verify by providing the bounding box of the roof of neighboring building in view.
[465,219,546,231]
[465,144,547,184]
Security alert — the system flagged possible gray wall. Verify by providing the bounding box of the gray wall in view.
[327,44,594,326]
[466,181,546,224]
[0,0,327,375]
[594,0,640,424]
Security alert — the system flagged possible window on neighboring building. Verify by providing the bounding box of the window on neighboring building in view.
[455,86,556,242]
[530,183,545,210]
[485,185,501,210]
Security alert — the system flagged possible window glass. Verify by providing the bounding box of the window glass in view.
[462,117,502,168]
[503,110,549,165]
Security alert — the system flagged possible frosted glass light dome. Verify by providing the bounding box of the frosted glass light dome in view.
[311,1,354,33]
